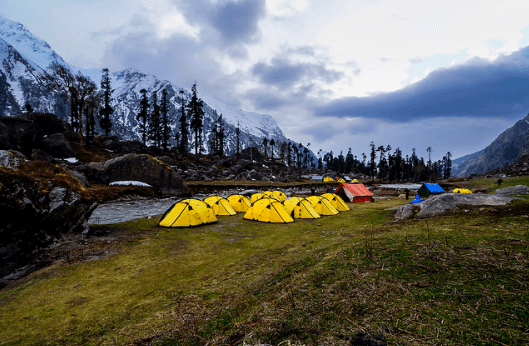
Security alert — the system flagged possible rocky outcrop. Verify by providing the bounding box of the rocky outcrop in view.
[495,185,529,196]
[452,113,529,177]
[75,153,188,195]
[0,113,76,158]
[0,167,98,284]
[394,193,516,220]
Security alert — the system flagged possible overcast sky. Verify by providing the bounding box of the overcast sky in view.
[3,0,529,161]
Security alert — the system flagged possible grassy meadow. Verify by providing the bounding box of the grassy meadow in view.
[1,177,529,345]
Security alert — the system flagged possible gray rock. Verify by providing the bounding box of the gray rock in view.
[247,169,261,180]
[495,185,529,196]
[0,150,26,168]
[39,133,74,158]
[68,169,90,187]
[75,154,188,195]
[395,193,516,220]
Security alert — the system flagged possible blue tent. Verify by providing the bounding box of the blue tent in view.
[418,183,445,198]
[409,194,425,204]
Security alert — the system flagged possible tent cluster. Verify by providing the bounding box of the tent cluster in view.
[158,189,357,227]
[321,176,355,183]
[243,191,350,223]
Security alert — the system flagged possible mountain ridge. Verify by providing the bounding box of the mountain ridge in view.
[0,14,294,156]
[452,113,529,176]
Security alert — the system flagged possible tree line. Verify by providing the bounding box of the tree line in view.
[41,63,452,180]
[42,63,228,157]
[318,143,452,182]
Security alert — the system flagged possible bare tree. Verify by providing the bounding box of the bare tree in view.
[44,62,97,144]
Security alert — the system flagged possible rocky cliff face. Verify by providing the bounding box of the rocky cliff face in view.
[452,114,529,176]
[0,159,98,283]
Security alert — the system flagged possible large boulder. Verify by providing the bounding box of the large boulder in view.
[495,185,529,196]
[395,193,516,220]
[0,116,43,156]
[27,112,76,141]
[75,154,188,195]
[0,113,76,158]
[0,167,98,283]
[39,133,75,158]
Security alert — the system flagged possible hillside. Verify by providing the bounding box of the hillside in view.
[452,113,529,176]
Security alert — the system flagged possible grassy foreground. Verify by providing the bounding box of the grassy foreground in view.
[1,191,529,345]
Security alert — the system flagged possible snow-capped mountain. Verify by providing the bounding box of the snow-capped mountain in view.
[0,14,290,155]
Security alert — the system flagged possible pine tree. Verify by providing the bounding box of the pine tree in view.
[270,138,275,170]
[160,89,170,151]
[186,83,204,157]
[287,142,292,166]
[99,68,113,136]
[369,142,377,178]
[177,89,188,154]
[443,152,452,179]
[148,91,161,148]
[236,122,240,159]
[217,113,225,156]
[137,89,149,146]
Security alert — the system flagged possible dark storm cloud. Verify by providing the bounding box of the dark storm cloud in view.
[251,57,344,88]
[314,46,529,122]
[209,0,266,44]
[176,0,266,47]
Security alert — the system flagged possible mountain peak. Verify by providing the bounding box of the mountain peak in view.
[0,14,66,69]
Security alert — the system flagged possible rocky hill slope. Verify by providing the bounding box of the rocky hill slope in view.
[452,113,529,176]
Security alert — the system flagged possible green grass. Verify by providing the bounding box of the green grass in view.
[455,175,529,194]
[1,196,528,345]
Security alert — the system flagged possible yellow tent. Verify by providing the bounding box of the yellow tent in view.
[244,198,294,223]
[453,188,472,194]
[227,194,252,212]
[159,198,217,227]
[352,179,359,183]
[283,197,320,219]
[250,192,264,204]
[337,178,346,183]
[306,196,339,216]
[204,196,237,216]
[323,177,335,182]
[273,190,287,202]
[262,191,281,201]
[321,193,350,211]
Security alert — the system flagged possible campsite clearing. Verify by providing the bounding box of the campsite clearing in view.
[1,190,529,345]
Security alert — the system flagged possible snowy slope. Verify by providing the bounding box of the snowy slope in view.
[0,15,66,70]
[0,14,291,155]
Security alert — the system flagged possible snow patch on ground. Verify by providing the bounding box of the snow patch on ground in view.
[109,181,152,187]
